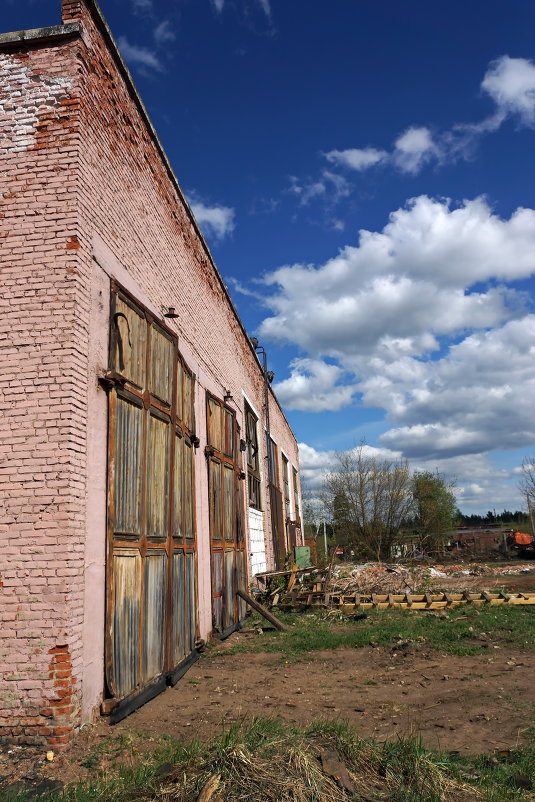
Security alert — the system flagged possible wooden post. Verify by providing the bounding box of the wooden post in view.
[236,588,288,631]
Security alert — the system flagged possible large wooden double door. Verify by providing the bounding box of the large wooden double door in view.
[206,394,247,635]
[105,287,198,719]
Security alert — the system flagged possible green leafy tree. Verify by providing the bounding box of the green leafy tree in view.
[411,471,457,554]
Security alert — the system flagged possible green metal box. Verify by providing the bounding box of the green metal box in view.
[294,546,311,569]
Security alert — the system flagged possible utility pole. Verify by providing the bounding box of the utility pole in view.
[317,516,328,558]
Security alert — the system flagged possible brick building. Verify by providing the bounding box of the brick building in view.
[0,0,302,747]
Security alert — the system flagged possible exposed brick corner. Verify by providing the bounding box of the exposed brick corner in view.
[41,645,80,750]
[66,235,81,250]
[61,0,86,24]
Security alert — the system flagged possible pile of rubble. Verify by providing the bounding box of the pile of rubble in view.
[328,562,535,595]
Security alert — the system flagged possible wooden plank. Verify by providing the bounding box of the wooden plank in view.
[286,565,298,594]
[236,589,288,631]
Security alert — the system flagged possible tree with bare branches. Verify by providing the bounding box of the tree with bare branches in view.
[518,456,535,533]
[322,444,414,561]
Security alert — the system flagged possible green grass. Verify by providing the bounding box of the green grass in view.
[4,719,535,802]
[215,604,535,660]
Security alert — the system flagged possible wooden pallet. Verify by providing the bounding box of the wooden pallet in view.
[280,590,535,611]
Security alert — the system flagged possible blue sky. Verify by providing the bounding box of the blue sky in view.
[5,0,535,514]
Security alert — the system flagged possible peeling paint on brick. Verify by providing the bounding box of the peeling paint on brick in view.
[0,53,74,152]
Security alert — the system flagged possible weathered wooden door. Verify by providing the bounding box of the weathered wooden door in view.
[206,394,247,635]
[104,286,198,719]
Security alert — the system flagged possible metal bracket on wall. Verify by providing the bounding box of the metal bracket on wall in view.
[97,371,127,392]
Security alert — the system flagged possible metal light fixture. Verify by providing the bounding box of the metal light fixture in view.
[266,370,275,383]
[163,306,179,319]
[224,389,233,403]
[250,336,259,348]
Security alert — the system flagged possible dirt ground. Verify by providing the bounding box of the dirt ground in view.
[3,635,534,793]
[2,564,535,794]
[111,635,535,755]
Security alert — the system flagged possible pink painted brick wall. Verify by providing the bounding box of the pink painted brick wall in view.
[0,34,85,746]
[0,0,301,745]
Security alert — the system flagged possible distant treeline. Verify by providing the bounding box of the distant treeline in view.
[457,509,529,526]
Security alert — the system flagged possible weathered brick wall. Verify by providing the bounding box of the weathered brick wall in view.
[0,34,86,746]
[0,0,301,745]
[68,0,300,576]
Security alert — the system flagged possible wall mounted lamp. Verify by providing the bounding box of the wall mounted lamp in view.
[163,306,179,319]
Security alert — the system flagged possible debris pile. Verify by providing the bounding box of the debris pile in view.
[328,561,535,596]
[254,560,535,616]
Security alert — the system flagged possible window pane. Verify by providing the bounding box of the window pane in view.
[183,369,194,431]
[150,325,174,405]
[184,440,195,541]
[224,409,234,457]
[114,395,143,537]
[209,460,222,540]
[176,358,183,422]
[223,465,235,541]
[207,397,222,451]
[112,296,147,388]
[173,433,183,540]
[146,413,170,540]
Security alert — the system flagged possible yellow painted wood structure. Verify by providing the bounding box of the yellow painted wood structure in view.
[282,589,535,611]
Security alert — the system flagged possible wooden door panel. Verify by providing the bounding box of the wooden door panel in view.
[106,287,199,714]
[206,394,247,634]
[111,550,141,698]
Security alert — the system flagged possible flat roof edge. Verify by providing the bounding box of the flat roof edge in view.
[0,22,82,48]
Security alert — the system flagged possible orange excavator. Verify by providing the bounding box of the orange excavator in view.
[505,530,535,556]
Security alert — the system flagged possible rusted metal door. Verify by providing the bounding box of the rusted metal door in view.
[206,394,247,636]
[104,285,198,720]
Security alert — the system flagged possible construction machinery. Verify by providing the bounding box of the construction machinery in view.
[505,530,535,557]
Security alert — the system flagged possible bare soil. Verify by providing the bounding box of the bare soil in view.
[3,636,533,793]
[2,562,535,794]
[116,636,534,755]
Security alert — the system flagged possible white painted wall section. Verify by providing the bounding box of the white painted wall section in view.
[248,508,266,575]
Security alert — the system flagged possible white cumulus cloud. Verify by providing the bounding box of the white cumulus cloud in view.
[260,195,535,361]
[256,0,272,20]
[481,55,535,128]
[190,199,235,241]
[324,147,389,171]
[273,358,357,412]
[317,55,535,182]
[393,126,438,174]
[260,195,535,462]
[375,315,535,458]
[131,0,153,13]
[288,171,351,207]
